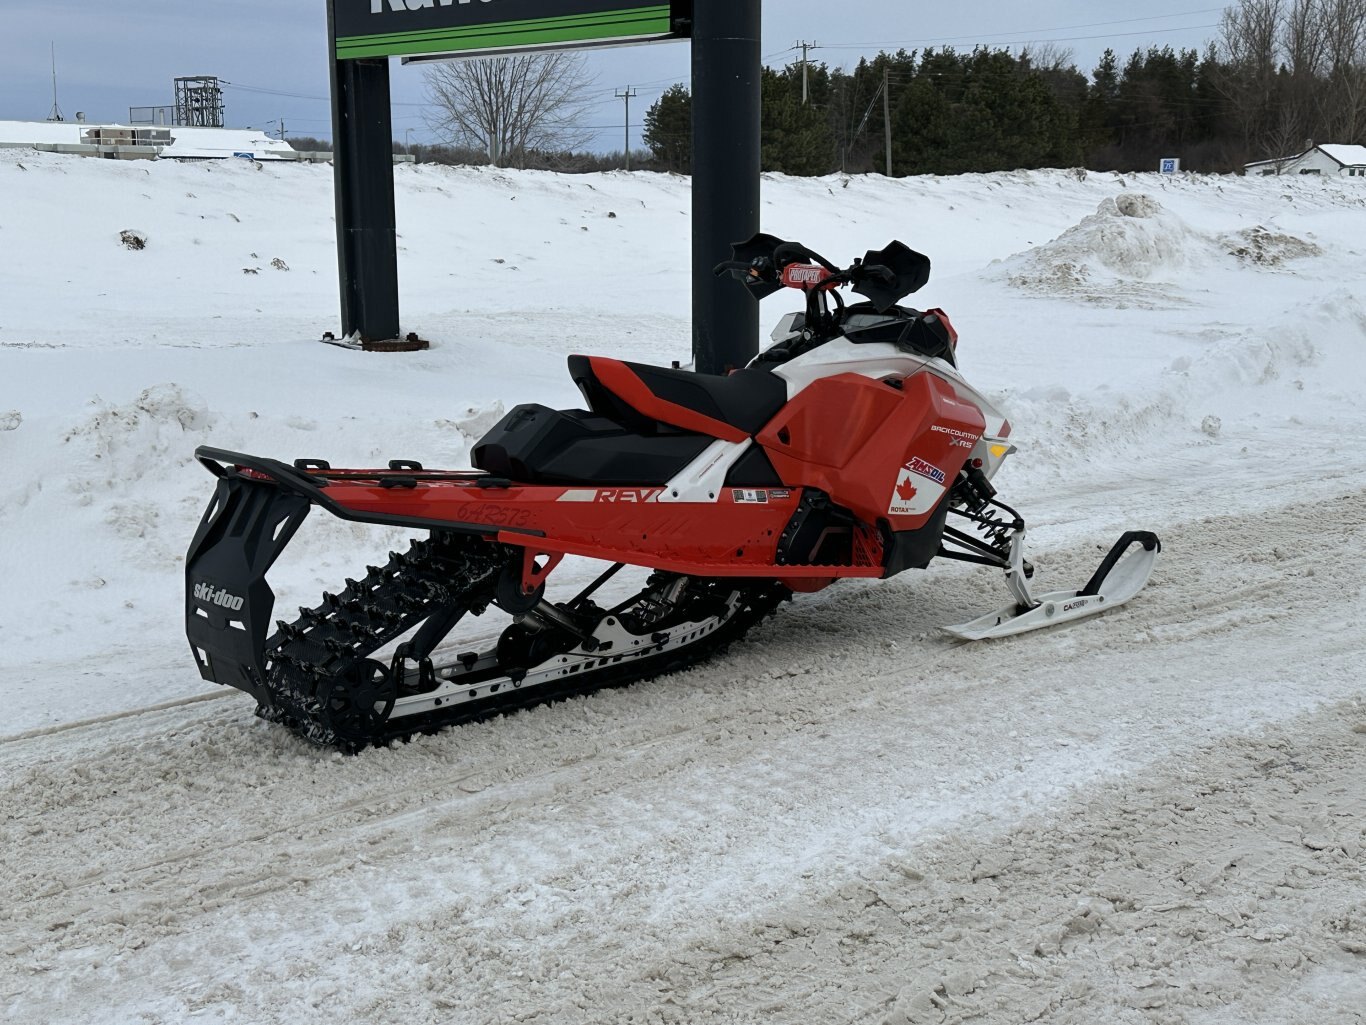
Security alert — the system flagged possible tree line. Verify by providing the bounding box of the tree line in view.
[642,0,1366,176]
[295,0,1365,176]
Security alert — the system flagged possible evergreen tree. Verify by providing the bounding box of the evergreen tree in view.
[1081,49,1120,155]
[761,63,837,174]
[642,84,692,172]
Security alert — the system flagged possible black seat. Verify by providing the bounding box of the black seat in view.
[567,355,788,438]
[472,405,712,486]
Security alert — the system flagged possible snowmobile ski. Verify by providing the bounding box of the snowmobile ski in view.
[943,530,1161,641]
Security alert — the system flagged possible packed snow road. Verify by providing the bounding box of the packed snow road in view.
[3,485,1363,1024]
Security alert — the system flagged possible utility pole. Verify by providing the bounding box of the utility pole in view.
[796,40,818,105]
[883,65,892,178]
[615,86,637,171]
[47,42,64,122]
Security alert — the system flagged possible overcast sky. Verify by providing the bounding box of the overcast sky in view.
[2,1,1227,149]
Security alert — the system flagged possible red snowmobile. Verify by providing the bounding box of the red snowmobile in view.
[186,236,1159,750]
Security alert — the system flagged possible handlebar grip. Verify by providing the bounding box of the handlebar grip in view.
[713,260,751,277]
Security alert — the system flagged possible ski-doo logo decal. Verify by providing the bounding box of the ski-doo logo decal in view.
[193,582,245,611]
[558,488,663,503]
[731,489,768,504]
[905,456,947,485]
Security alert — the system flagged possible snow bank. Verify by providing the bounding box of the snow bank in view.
[996,191,1325,310]
[998,192,1218,303]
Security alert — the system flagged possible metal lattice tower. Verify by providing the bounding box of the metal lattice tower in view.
[174,77,225,128]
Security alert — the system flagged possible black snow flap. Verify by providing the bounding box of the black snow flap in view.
[185,473,311,702]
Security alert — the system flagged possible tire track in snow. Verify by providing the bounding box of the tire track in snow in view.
[0,690,232,746]
[2,488,1364,1024]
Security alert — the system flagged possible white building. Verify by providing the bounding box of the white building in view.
[1245,143,1366,178]
[0,119,298,161]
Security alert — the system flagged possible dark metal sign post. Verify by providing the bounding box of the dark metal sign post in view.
[328,2,400,342]
[325,0,759,374]
[691,1,760,373]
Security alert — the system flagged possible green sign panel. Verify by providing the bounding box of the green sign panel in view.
[333,1,690,62]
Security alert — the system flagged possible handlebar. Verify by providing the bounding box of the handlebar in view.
[715,235,929,312]
[712,259,759,277]
[772,241,840,273]
[713,255,894,291]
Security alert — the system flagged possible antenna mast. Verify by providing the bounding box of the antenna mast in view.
[47,42,64,122]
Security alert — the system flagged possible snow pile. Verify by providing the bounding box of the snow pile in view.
[1001,193,1219,305]
[1221,223,1323,266]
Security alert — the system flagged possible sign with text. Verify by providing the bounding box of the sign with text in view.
[332,0,692,62]
[1159,157,1180,174]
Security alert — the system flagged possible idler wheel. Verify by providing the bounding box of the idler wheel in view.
[317,658,397,748]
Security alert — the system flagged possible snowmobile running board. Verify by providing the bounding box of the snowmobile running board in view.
[943,531,1161,640]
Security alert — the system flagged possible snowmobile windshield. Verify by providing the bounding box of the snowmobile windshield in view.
[841,306,957,366]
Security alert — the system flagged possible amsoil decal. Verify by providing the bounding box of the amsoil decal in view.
[194,582,245,611]
[905,456,946,485]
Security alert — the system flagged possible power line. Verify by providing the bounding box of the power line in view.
[817,8,1227,50]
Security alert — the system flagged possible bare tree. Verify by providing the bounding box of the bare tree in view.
[1018,42,1077,73]
[423,53,595,168]
[1283,0,1326,76]
[1218,0,1366,167]
[1219,0,1284,156]
[1317,0,1366,141]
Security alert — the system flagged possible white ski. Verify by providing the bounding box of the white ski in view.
[945,530,1160,641]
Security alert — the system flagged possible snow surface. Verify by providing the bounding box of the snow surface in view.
[2,152,1365,1023]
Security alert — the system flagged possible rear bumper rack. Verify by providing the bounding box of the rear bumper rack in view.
[185,447,535,701]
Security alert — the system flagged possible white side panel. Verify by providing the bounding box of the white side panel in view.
[659,437,752,503]
[772,336,1012,439]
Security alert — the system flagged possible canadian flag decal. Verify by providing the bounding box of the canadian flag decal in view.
[888,465,943,517]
